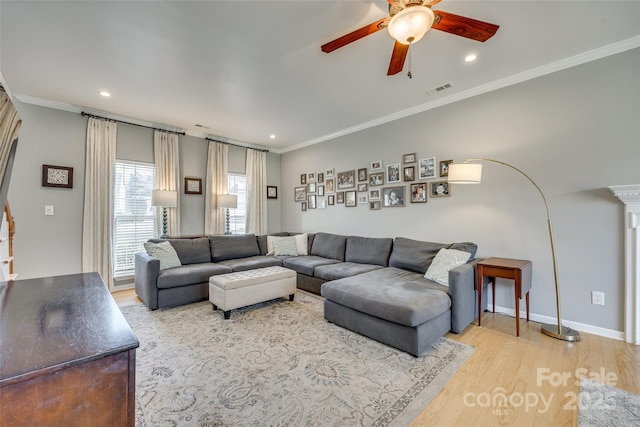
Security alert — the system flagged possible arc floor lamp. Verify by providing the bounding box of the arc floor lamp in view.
[448,158,580,342]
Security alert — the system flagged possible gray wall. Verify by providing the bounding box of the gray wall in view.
[9,101,282,279]
[281,48,640,333]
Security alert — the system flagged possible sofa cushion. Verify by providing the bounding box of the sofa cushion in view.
[425,248,472,286]
[345,236,393,266]
[209,234,261,262]
[217,255,282,272]
[143,241,182,270]
[156,263,232,289]
[310,232,347,261]
[149,237,211,265]
[321,276,451,327]
[388,237,448,274]
[282,256,341,276]
[313,262,384,281]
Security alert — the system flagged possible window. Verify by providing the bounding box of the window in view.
[113,161,156,276]
[227,173,246,234]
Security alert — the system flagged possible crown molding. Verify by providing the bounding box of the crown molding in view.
[281,35,640,153]
[609,185,640,205]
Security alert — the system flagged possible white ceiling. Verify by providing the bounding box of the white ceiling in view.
[1,1,639,152]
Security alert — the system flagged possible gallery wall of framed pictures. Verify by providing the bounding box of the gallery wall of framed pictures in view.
[294,153,452,212]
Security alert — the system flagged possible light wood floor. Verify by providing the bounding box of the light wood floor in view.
[112,289,640,427]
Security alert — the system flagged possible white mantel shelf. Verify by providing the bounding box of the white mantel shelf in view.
[609,184,640,345]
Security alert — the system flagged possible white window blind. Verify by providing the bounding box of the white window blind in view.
[114,161,156,276]
[228,173,246,234]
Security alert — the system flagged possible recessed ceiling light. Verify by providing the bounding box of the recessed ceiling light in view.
[99,90,111,97]
[464,54,477,63]
[269,134,276,139]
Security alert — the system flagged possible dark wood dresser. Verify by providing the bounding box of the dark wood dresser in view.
[0,272,139,426]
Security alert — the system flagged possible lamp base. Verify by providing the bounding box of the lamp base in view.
[541,323,581,342]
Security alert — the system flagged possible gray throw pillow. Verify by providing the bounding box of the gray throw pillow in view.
[143,241,182,270]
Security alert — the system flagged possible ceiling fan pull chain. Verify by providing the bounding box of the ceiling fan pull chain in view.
[407,45,412,79]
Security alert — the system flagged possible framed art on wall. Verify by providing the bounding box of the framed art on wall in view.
[369,189,380,200]
[370,160,382,171]
[410,183,427,203]
[403,153,416,164]
[267,185,277,199]
[325,178,335,193]
[318,185,325,197]
[387,163,401,183]
[42,164,73,189]
[308,194,317,209]
[300,174,307,185]
[430,181,451,197]
[294,186,307,202]
[328,194,335,205]
[345,190,357,207]
[336,192,345,203]
[403,166,415,182]
[418,157,436,179]
[184,177,202,194]
[369,201,381,210]
[337,170,355,189]
[357,168,368,182]
[383,186,405,207]
[440,160,453,177]
[369,172,384,187]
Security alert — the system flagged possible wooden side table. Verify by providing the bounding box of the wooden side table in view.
[477,257,533,337]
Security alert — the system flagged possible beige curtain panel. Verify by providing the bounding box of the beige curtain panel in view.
[245,148,267,235]
[82,117,117,288]
[205,141,228,235]
[0,92,22,185]
[153,131,181,237]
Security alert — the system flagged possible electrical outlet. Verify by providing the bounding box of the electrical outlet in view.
[591,291,605,306]
[44,205,54,216]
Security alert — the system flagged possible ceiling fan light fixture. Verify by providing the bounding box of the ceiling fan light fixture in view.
[388,6,435,45]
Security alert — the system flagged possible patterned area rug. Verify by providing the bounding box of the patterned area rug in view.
[121,291,474,426]
[578,378,640,426]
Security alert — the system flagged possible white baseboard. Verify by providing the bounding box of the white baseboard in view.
[491,304,625,341]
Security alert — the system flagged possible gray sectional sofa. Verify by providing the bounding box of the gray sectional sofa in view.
[134,232,486,356]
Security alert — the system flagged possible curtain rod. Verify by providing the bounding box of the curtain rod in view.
[81,111,186,136]
[205,137,269,153]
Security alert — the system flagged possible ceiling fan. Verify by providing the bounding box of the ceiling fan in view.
[321,0,499,76]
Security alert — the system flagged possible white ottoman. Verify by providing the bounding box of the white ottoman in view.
[209,266,297,319]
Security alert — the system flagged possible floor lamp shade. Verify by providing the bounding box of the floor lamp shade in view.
[152,190,177,239]
[448,158,580,342]
[217,194,237,235]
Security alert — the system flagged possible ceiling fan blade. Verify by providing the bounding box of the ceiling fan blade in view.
[321,18,389,53]
[387,41,409,75]
[432,10,499,42]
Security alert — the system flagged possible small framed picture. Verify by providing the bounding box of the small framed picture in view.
[336,191,345,204]
[301,202,307,211]
[318,199,327,209]
[357,183,368,192]
[325,178,335,193]
[403,166,415,182]
[369,201,381,210]
[318,185,325,197]
[317,172,324,183]
[266,185,277,199]
[431,181,451,198]
[357,168,368,182]
[369,189,381,200]
[410,183,427,203]
[387,163,401,183]
[308,182,316,193]
[383,186,405,207]
[308,172,316,182]
[308,194,317,209]
[184,177,202,195]
[301,174,307,185]
[337,170,355,189]
[370,160,382,171]
[328,194,335,205]
[369,172,384,187]
[42,164,73,189]
[418,157,436,179]
[403,153,416,164]
[357,194,368,204]
[440,160,453,177]
[294,186,307,202]
[345,190,357,207]
[326,168,335,178]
